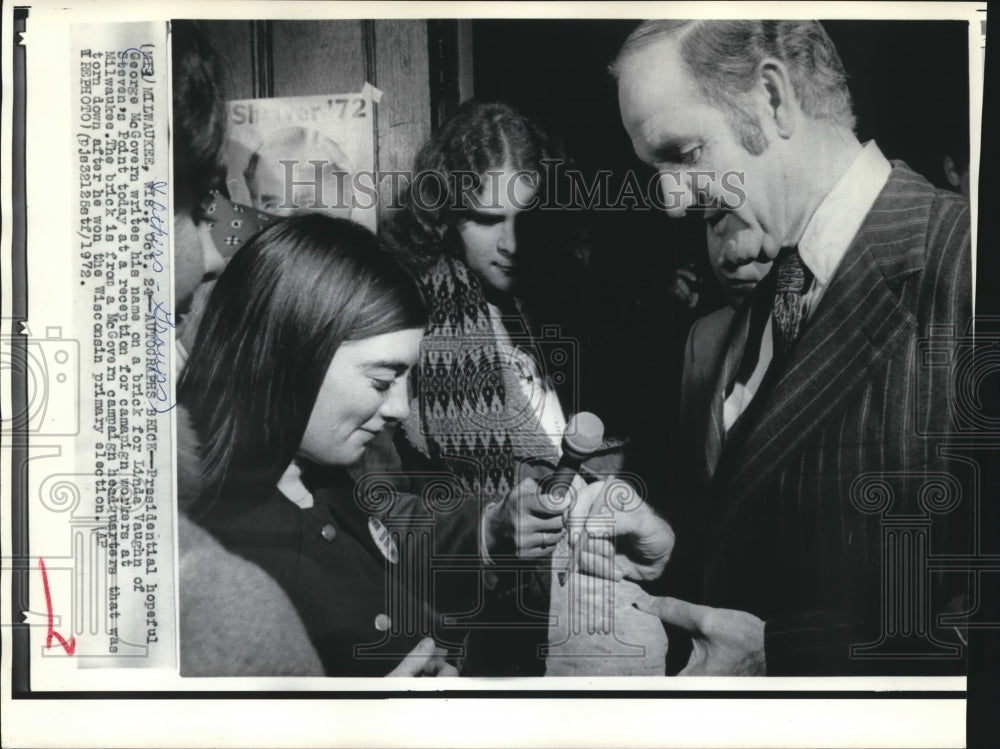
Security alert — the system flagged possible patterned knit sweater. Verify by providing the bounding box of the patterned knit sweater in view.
[403,256,564,504]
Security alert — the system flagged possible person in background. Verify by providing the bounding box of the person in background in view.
[171,20,228,328]
[386,100,626,674]
[676,219,771,493]
[170,20,272,369]
[943,148,971,199]
[934,86,970,199]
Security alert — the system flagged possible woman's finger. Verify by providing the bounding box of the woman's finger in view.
[515,525,564,554]
[523,512,567,534]
[519,541,559,559]
[387,637,436,676]
[526,488,569,518]
[429,661,459,677]
[423,648,459,677]
[508,477,546,515]
[671,279,692,301]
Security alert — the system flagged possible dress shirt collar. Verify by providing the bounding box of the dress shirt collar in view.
[797,140,892,285]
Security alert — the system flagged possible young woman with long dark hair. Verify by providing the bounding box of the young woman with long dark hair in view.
[178,213,460,677]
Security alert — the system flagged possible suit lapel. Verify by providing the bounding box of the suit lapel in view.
[699,304,752,484]
[714,165,931,508]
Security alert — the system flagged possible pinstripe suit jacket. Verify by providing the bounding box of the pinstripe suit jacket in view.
[679,164,972,675]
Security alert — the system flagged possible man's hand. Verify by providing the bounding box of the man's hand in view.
[388,637,458,677]
[483,476,567,559]
[566,479,674,581]
[669,267,701,309]
[634,595,766,675]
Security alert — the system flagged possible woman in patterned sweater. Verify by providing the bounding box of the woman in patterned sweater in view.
[386,101,623,674]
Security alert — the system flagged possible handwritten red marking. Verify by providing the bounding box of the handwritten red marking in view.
[39,558,76,656]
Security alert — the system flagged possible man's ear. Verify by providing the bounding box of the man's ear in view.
[943,156,962,188]
[757,59,797,139]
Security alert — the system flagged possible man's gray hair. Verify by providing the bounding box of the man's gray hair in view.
[611,20,856,154]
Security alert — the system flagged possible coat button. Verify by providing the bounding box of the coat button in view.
[374,614,391,632]
[320,524,337,542]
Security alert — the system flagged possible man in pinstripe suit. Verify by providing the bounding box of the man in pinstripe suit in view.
[592,20,973,675]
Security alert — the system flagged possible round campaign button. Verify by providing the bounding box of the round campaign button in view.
[368,517,399,564]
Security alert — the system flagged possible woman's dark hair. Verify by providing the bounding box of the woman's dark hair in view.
[388,100,565,266]
[179,214,428,510]
[171,20,227,208]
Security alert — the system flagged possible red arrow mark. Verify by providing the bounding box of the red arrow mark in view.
[39,558,76,656]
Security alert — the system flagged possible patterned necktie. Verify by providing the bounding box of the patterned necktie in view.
[771,247,814,358]
[710,247,813,479]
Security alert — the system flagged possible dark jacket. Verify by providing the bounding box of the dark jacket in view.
[680,164,972,675]
[194,456,483,676]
